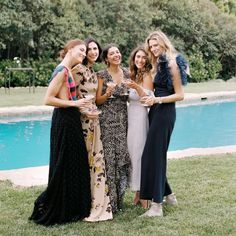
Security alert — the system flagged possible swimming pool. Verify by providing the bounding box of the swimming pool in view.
[1,101,236,170]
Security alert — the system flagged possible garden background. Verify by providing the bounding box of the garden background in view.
[0,0,236,87]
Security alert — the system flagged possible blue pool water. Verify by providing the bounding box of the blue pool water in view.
[0,101,236,170]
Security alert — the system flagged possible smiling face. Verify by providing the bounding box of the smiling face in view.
[106,46,122,66]
[134,50,147,70]
[70,44,86,64]
[148,39,164,58]
[86,41,99,64]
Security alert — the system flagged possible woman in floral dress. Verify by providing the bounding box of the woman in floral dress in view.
[72,38,112,221]
[96,44,131,213]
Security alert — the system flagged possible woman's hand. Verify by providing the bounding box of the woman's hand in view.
[105,85,116,97]
[140,96,155,106]
[73,98,92,109]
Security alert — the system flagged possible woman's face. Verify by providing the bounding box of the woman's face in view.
[106,46,122,66]
[87,42,99,64]
[148,39,163,58]
[134,50,147,69]
[71,44,86,63]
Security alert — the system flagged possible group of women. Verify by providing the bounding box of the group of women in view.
[29,30,188,226]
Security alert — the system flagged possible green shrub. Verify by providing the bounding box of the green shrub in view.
[0,58,58,87]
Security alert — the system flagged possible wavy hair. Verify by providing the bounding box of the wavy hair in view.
[145,30,176,71]
[129,45,152,83]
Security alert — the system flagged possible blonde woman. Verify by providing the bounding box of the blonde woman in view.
[139,30,188,217]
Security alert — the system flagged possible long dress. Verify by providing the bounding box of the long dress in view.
[72,64,113,221]
[29,65,91,226]
[127,87,152,191]
[97,68,131,213]
[140,55,177,203]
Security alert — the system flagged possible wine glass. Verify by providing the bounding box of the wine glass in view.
[84,94,95,102]
[140,96,151,107]
[121,79,132,96]
[106,81,117,98]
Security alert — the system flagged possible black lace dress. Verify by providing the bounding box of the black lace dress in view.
[29,66,91,226]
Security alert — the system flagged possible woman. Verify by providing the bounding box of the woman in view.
[139,30,188,217]
[72,38,113,221]
[96,44,131,213]
[127,45,153,209]
[29,39,92,226]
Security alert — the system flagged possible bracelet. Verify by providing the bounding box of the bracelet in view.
[156,97,162,104]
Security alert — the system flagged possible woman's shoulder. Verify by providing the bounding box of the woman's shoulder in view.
[72,64,88,74]
[50,65,67,82]
[97,69,108,79]
[121,67,130,78]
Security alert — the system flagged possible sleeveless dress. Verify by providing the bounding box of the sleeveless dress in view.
[29,65,91,226]
[72,64,113,221]
[127,87,153,191]
[97,68,131,213]
[140,54,187,203]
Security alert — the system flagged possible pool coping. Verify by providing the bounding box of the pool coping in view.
[1,145,236,187]
[1,90,236,187]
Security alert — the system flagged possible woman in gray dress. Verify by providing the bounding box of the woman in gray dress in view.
[96,44,131,213]
[127,45,153,209]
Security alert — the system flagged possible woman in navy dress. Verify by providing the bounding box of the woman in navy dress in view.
[139,30,188,217]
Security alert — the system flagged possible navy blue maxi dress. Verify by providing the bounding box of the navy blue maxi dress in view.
[140,54,187,203]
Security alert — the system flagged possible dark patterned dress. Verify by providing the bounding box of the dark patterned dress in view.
[29,65,91,226]
[72,64,113,221]
[140,54,187,203]
[97,68,131,213]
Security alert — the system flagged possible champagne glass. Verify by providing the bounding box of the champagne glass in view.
[84,94,95,102]
[106,81,117,98]
[140,96,151,107]
[121,79,132,96]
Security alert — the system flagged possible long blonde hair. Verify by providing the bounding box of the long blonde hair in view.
[145,30,177,73]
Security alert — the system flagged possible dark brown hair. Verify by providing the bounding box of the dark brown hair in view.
[82,38,103,65]
[129,45,152,82]
[101,43,119,65]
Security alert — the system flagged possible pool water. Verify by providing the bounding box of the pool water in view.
[0,101,236,170]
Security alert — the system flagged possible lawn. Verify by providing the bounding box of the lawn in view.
[0,80,236,107]
[0,154,236,235]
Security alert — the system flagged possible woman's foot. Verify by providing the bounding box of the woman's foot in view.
[140,202,163,217]
[164,193,178,205]
[139,199,149,209]
[133,191,140,205]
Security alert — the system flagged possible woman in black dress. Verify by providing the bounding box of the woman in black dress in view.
[139,30,188,217]
[29,39,92,226]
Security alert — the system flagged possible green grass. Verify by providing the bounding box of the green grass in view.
[0,80,236,107]
[1,154,236,235]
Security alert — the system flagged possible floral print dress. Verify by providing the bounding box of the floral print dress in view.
[72,64,113,221]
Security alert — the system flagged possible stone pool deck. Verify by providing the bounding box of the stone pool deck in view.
[0,91,236,187]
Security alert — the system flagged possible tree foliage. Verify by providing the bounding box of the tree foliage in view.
[0,0,236,85]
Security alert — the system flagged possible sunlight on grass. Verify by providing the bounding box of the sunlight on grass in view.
[0,154,236,235]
